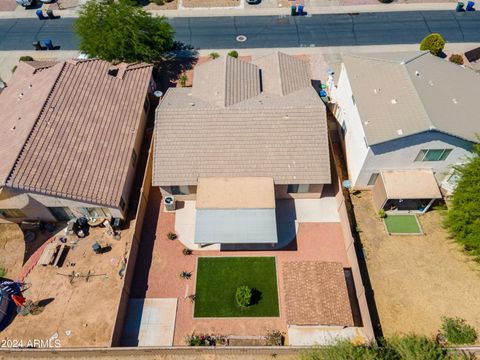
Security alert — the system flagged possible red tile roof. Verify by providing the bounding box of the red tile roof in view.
[1,59,152,207]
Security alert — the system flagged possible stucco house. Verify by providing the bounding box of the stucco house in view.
[331,52,479,202]
[153,52,330,245]
[0,59,153,223]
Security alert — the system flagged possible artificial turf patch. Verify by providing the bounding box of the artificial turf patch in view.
[194,257,279,317]
[384,215,422,234]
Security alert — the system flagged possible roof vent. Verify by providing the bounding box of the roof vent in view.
[452,98,458,104]
[373,88,380,94]
[107,66,119,77]
[396,129,403,135]
[11,126,16,131]
[428,80,434,86]
[364,120,370,125]
[415,71,421,77]
[390,98,398,104]
[189,102,196,107]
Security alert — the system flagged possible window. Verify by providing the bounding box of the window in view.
[415,149,452,162]
[287,184,310,193]
[170,186,190,195]
[78,207,111,218]
[48,207,74,222]
[0,209,25,219]
[131,150,137,168]
[367,173,379,186]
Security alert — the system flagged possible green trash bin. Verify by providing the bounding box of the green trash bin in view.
[456,2,464,11]
[291,5,297,15]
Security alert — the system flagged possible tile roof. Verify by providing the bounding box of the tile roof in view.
[0,59,152,207]
[282,261,354,326]
[153,52,330,186]
[342,52,480,145]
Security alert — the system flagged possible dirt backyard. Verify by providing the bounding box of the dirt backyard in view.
[0,224,25,279]
[352,191,480,340]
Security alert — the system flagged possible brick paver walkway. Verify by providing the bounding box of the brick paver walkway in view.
[131,187,350,345]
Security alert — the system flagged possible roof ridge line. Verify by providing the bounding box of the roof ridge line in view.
[5,62,66,185]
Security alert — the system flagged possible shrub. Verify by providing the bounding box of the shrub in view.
[19,56,34,62]
[209,52,220,59]
[377,0,393,3]
[441,317,478,344]
[378,209,387,219]
[228,50,238,58]
[167,232,177,240]
[449,54,464,65]
[235,285,252,307]
[420,33,445,56]
[180,271,192,279]
[301,335,461,360]
[0,267,6,278]
[265,329,283,346]
[11,65,17,73]
[183,248,192,256]
[179,74,188,87]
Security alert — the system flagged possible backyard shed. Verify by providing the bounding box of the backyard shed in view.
[372,169,442,213]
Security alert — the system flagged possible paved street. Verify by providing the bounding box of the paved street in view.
[0,11,479,50]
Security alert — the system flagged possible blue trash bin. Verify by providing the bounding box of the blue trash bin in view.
[298,4,304,15]
[43,39,54,50]
[36,10,46,20]
[466,0,475,10]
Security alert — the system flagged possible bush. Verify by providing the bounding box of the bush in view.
[11,65,17,73]
[228,50,238,58]
[183,248,192,256]
[167,232,177,240]
[265,329,283,346]
[179,74,188,87]
[378,209,387,219]
[444,144,480,259]
[420,33,445,56]
[235,285,252,307]
[449,54,464,65]
[0,267,6,278]
[441,317,478,344]
[19,56,34,62]
[152,0,165,5]
[209,52,220,59]
[377,0,393,3]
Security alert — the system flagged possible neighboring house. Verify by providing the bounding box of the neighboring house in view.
[0,59,153,223]
[331,52,478,197]
[153,52,330,245]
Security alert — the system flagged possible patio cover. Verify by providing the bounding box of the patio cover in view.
[373,169,442,210]
[194,177,278,244]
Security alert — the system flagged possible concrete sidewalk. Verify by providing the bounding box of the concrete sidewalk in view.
[0,2,458,19]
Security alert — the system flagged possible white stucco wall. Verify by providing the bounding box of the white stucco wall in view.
[332,64,369,185]
[355,131,474,188]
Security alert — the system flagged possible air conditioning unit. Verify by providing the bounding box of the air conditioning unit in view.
[164,196,176,211]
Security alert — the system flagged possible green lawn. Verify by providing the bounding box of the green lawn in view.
[384,215,422,234]
[194,257,279,318]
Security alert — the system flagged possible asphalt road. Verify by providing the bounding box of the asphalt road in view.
[0,11,479,50]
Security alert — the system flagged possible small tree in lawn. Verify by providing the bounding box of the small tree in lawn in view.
[420,33,445,56]
[235,285,252,308]
[74,0,174,63]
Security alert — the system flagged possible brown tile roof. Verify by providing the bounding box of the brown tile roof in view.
[282,261,354,326]
[153,52,330,187]
[0,59,152,207]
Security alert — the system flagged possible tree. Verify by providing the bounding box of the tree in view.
[228,50,239,58]
[74,0,174,63]
[444,144,480,260]
[449,54,464,65]
[235,285,252,307]
[420,33,445,56]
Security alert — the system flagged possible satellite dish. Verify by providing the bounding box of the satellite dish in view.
[154,90,163,98]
